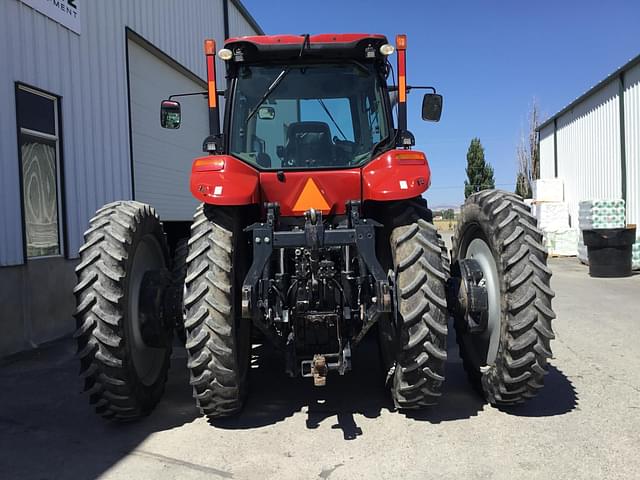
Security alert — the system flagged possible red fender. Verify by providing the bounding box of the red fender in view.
[362,150,431,201]
[190,150,431,210]
[190,155,260,205]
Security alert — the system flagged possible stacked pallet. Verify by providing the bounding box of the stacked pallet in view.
[577,199,626,264]
[533,179,577,257]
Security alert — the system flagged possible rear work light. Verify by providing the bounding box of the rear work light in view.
[379,44,395,56]
[218,48,233,60]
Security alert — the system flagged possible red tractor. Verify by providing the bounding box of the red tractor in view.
[74,34,555,420]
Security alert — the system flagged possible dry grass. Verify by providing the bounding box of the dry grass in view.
[433,219,458,232]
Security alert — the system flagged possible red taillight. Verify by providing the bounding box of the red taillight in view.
[193,156,225,172]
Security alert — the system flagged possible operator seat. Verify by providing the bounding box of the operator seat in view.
[284,121,333,167]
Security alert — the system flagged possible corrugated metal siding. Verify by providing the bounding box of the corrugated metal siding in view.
[624,63,640,230]
[0,2,24,266]
[228,2,257,37]
[128,40,207,221]
[0,0,259,265]
[539,123,555,179]
[555,80,621,227]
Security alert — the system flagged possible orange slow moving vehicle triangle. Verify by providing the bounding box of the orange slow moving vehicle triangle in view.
[292,178,331,213]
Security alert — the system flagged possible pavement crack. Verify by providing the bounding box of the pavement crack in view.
[607,374,640,394]
[131,450,233,478]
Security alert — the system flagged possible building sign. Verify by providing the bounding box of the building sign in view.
[20,0,81,34]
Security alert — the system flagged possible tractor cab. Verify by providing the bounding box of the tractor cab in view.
[161,34,443,216]
[222,34,395,171]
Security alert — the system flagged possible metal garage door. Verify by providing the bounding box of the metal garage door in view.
[127,39,208,221]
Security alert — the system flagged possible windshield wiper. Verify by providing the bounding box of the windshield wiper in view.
[245,35,311,125]
[245,67,291,124]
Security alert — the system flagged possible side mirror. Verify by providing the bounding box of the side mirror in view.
[160,100,181,129]
[258,106,276,120]
[422,93,443,122]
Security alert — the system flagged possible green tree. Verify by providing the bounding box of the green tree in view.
[464,138,495,198]
[443,208,455,220]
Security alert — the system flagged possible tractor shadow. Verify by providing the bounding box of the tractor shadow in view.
[214,321,577,437]
[211,337,392,440]
[495,364,578,417]
[0,339,200,480]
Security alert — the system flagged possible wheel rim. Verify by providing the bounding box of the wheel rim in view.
[464,236,501,366]
[128,234,168,386]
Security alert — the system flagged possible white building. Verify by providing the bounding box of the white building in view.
[0,0,262,357]
[538,54,640,230]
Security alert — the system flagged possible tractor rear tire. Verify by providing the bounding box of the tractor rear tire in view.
[390,218,449,409]
[74,201,172,420]
[452,190,555,405]
[183,205,251,418]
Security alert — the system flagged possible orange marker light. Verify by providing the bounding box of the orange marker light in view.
[193,156,225,172]
[204,39,217,109]
[395,152,426,164]
[204,39,216,55]
[292,178,331,213]
[396,34,408,130]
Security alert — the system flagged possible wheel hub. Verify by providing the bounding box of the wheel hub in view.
[138,269,172,348]
[128,235,170,386]
[447,258,489,334]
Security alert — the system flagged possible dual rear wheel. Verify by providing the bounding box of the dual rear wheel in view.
[74,191,555,420]
[74,201,172,420]
[379,192,555,409]
[452,190,555,404]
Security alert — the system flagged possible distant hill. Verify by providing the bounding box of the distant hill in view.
[430,204,461,213]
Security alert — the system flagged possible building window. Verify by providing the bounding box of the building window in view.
[16,84,64,258]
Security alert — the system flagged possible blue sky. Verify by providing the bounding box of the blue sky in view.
[242,0,640,207]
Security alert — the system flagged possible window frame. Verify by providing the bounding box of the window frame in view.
[15,82,66,261]
[225,62,394,172]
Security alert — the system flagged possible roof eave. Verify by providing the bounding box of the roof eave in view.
[537,52,640,132]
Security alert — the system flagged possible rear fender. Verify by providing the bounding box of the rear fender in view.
[190,155,260,205]
[362,150,431,201]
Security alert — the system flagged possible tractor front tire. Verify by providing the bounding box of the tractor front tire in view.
[184,205,251,418]
[390,218,449,409]
[74,201,172,420]
[452,190,555,405]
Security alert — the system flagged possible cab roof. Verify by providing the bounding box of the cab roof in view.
[223,34,389,62]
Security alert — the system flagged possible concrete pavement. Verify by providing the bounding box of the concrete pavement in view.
[1,257,639,480]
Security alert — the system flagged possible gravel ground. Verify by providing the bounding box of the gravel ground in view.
[1,256,639,480]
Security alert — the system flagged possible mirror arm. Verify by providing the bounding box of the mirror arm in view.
[169,91,206,100]
[387,86,437,93]
[406,85,437,93]
[168,90,225,101]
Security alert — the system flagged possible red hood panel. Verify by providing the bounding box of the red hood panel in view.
[259,170,361,216]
